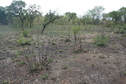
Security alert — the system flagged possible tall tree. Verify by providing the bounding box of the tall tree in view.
[88,6,105,24]
[108,11,121,24]
[7,0,27,27]
[64,12,77,23]
[0,6,7,25]
[119,7,126,24]
[27,4,41,27]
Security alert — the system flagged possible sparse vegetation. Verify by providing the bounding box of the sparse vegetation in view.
[41,74,48,80]
[62,65,68,70]
[0,1,126,84]
[99,55,105,58]
[17,36,33,45]
[93,35,109,46]
[18,61,25,66]
[2,81,9,84]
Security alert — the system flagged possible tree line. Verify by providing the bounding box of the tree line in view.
[0,0,126,33]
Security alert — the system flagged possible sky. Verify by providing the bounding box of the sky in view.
[0,0,126,16]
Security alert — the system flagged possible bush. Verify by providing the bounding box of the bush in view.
[115,28,125,34]
[71,26,82,43]
[93,35,109,46]
[123,24,126,30]
[21,31,29,37]
[17,36,33,45]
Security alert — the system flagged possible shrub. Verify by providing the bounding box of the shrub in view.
[123,24,126,30]
[28,63,43,72]
[41,74,48,80]
[18,61,25,66]
[71,26,82,43]
[93,35,109,46]
[62,65,68,70]
[21,31,29,37]
[2,81,9,84]
[17,36,33,45]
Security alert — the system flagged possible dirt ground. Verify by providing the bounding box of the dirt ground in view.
[0,28,126,84]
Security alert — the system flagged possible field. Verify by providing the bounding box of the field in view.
[0,25,126,84]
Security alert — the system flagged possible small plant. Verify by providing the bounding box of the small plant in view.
[56,50,63,53]
[18,61,25,66]
[62,65,68,70]
[28,63,43,73]
[63,58,69,61]
[71,26,82,43]
[41,74,48,80]
[17,36,33,45]
[51,42,56,45]
[72,56,76,58]
[15,49,24,57]
[2,81,9,84]
[93,35,109,46]
[47,58,53,63]
[21,31,29,37]
[92,64,95,66]
[103,61,107,64]
[0,57,6,60]
[99,55,105,58]
[123,34,126,37]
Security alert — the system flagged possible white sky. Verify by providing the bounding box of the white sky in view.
[0,0,126,16]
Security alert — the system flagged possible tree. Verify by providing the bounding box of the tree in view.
[0,6,7,25]
[41,10,59,34]
[108,11,121,24]
[7,0,27,27]
[119,7,126,24]
[64,12,77,23]
[88,6,105,24]
[27,4,41,27]
[82,14,92,25]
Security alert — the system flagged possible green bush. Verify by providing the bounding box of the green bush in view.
[18,61,25,66]
[2,81,9,84]
[93,35,109,46]
[41,74,48,80]
[123,24,126,30]
[115,28,125,34]
[21,31,29,37]
[17,36,33,45]
[71,26,82,43]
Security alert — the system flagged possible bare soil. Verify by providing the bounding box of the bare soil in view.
[0,28,126,84]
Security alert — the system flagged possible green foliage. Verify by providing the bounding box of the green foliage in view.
[72,26,82,43]
[71,26,82,34]
[0,57,6,60]
[42,10,59,34]
[108,11,122,24]
[21,31,29,37]
[18,61,25,66]
[93,35,109,46]
[47,58,53,63]
[15,49,24,57]
[115,27,125,34]
[72,56,76,58]
[29,63,43,73]
[41,74,48,80]
[17,36,33,45]
[99,55,105,58]
[123,24,126,30]
[2,81,9,84]
[62,65,68,70]
[73,49,82,53]
[123,34,126,37]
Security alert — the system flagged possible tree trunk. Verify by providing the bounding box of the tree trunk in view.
[41,25,46,34]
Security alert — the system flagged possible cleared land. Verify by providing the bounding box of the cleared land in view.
[0,25,126,84]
